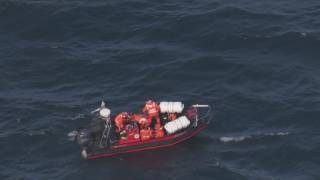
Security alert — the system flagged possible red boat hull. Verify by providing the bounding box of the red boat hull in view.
[85,123,208,160]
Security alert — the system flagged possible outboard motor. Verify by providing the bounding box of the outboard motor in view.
[77,128,92,147]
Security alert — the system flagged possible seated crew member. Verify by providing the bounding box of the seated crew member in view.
[140,127,153,140]
[154,124,164,138]
[114,112,130,132]
[142,100,161,129]
[132,114,151,129]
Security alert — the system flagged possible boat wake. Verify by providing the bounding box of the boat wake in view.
[67,130,78,141]
[219,131,289,143]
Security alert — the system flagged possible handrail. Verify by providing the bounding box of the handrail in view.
[192,104,212,125]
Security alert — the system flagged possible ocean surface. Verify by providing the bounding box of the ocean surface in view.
[1,0,320,179]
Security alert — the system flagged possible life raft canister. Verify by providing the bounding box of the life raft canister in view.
[160,102,184,113]
[164,115,191,135]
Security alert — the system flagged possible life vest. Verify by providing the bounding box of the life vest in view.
[140,128,153,141]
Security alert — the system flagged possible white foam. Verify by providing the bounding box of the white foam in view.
[67,130,78,141]
[70,114,85,121]
[219,131,290,143]
[220,136,248,143]
[266,132,290,136]
[276,132,289,136]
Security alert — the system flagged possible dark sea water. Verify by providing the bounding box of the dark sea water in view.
[1,0,320,179]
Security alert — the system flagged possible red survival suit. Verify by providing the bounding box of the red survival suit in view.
[114,112,130,132]
[132,114,151,129]
[143,100,161,127]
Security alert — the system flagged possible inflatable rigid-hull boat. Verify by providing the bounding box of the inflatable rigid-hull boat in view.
[77,104,212,159]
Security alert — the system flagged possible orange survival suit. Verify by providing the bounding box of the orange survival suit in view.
[143,100,161,127]
[114,112,130,132]
[132,114,151,129]
[142,100,165,138]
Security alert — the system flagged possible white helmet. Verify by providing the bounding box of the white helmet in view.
[99,108,111,118]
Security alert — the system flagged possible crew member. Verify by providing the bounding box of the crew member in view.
[114,112,130,132]
[140,127,153,140]
[132,114,151,129]
[143,100,161,128]
[154,124,164,138]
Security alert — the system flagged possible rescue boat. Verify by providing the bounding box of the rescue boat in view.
[70,101,212,159]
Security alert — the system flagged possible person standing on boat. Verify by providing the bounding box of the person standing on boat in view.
[143,100,161,129]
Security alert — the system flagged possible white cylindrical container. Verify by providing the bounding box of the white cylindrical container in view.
[164,115,190,135]
[169,102,174,113]
[172,102,178,113]
[181,116,190,128]
[160,102,168,113]
[160,102,184,113]
[174,120,182,130]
